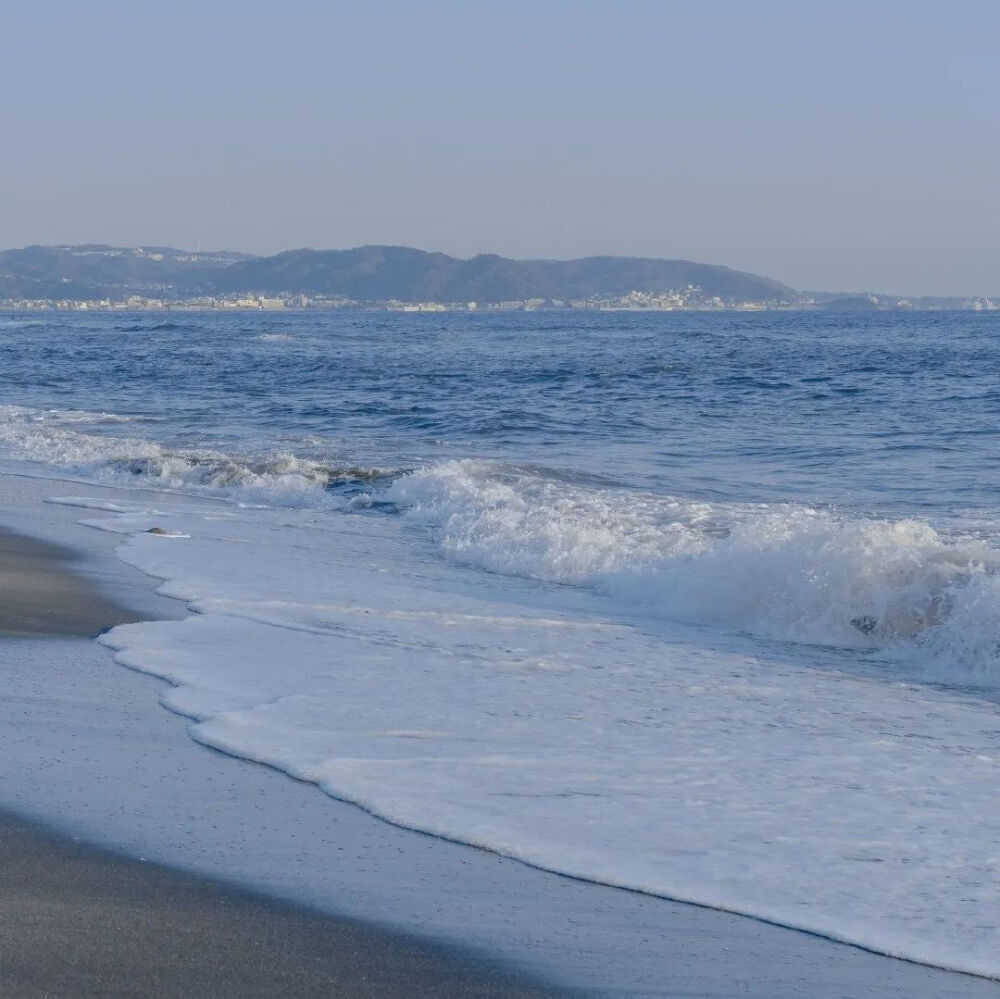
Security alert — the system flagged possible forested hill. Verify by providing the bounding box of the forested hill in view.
[0,243,799,304]
[212,247,799,303]
[0,245,249,300]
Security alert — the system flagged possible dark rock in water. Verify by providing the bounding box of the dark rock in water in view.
[146,527,168,536]
[851,615,878,636]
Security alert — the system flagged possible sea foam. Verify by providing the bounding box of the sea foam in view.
[67,490,1000,980]
[386,459,1000,682]
[0,405,391,506]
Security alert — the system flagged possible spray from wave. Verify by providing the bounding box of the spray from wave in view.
[385,460,1000,681]
[0,405,396,505]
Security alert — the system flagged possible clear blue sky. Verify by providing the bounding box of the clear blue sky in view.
[3,1,998,294]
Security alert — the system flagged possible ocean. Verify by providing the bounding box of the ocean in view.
[1,309,998,977]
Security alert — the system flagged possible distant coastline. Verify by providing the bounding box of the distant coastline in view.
[1,243,996,313]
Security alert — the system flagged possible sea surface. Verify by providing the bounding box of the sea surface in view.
[1,309,998,977]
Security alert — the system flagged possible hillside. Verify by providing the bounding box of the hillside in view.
[0,243,800,304]
[0,245,251,300]
[213,246,799,304]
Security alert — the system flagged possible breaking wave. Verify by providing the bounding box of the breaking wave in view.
[0,405,396,505]
[386,460,1000,681]
[4,404,999,681]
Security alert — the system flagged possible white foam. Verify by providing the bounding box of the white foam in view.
[46,496,167,514]
[66,491,1000,980]
[385,460,1000,683]
[0,404,385,508]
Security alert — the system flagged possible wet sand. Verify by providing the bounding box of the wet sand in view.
[0,812,565,998]
[0,529,141,637]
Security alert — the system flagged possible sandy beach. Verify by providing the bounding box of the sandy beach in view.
[0,471,998,997]
[0,529,141,637]
[0,810,564,998]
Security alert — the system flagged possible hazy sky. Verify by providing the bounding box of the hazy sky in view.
[3,1,999,294]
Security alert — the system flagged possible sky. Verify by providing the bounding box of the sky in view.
[3,0,999,295]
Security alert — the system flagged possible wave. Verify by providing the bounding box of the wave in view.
[3,404,999,680]
[0,405,396,505]
[385,460,1000,682]
[0,318,43,329]
[20,408,163,425]
[117,320,193,332]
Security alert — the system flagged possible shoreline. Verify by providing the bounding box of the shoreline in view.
[1,468,998,996]
[0,516,570,997]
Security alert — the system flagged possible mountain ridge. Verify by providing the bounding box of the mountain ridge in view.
[0,243,799,304]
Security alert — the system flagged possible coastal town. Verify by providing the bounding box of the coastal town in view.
[4,289,997,312]
[0,287,776,312]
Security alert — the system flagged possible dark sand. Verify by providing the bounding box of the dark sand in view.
[0,528,568,997]
[0,812,566,999]
[0,529,141,637]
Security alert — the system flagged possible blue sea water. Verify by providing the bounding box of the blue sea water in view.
[1,308,999,976]
[1,309,998,516]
